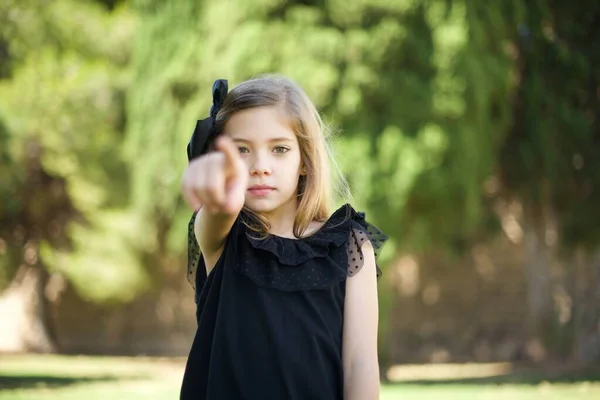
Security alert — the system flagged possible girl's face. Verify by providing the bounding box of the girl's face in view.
[223,106,303,215]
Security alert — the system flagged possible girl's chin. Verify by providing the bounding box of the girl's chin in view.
[244,194,297,214]
[244,198,276,211]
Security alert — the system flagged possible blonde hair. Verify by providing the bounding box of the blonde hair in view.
[215,74,349,238]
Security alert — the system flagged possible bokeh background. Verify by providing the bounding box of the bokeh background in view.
[1,0,600,398]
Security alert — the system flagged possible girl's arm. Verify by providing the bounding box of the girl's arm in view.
[193,207,239,272]
[342,240,380,400]
[182,136,247,273]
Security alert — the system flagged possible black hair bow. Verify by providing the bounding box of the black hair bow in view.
[186,79,229,162]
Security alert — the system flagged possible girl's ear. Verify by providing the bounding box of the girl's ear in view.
[300,165,307,176]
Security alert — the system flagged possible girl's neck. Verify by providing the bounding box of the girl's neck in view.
[264,198,299,238]
[264,198,325,239]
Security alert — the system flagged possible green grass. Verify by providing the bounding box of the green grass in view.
[0,355,599,399]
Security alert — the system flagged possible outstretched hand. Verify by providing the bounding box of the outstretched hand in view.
[181,136,247,214]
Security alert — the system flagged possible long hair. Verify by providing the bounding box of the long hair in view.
[214,74,349,238]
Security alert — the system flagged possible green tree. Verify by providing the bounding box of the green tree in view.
[496,0,600,357]
[403,0,600,359]
[0,0,136,350]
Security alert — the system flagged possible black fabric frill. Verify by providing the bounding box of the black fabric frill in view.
[187,203,387,296]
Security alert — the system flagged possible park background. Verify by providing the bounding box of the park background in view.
[1,0,600,398]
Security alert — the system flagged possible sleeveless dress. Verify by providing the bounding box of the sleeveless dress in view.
[180,203,387,400]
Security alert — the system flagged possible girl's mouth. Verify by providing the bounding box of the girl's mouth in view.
[248,185,274,197]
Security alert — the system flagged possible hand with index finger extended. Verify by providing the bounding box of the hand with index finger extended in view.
[213,135,247,213]
[214,136,244,177]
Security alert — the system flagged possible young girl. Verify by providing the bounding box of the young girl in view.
[180,75,387,400]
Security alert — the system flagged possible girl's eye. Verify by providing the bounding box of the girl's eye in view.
[273,146,289,154]
[238,147,249,154]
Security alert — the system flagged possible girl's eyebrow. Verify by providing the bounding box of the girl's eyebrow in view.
[231,137,294,143]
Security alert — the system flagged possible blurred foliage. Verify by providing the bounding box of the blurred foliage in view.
[496,1,600,248]
[1,0,599,356]
[0,0,141,301]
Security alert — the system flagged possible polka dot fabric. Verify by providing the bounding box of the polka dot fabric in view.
[347,220,386,278]
[234,234,349,291]
[187,211,206,301]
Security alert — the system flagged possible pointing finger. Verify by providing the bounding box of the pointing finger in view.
[215,136,242,175]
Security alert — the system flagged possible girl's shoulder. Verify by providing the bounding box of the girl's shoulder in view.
[324,203,388,278]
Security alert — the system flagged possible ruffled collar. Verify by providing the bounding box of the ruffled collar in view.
[244,203,363,266]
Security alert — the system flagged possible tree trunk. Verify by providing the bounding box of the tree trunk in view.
[0,264,57,353]
[523,219,553,332]
[572,248,600,363]
[521,201,557,362]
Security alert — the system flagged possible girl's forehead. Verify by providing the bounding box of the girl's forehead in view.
[225,106,297,143]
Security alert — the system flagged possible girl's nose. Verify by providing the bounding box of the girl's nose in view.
[249,154,272,176]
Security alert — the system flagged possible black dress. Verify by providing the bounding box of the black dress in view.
[180,203,387,400]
